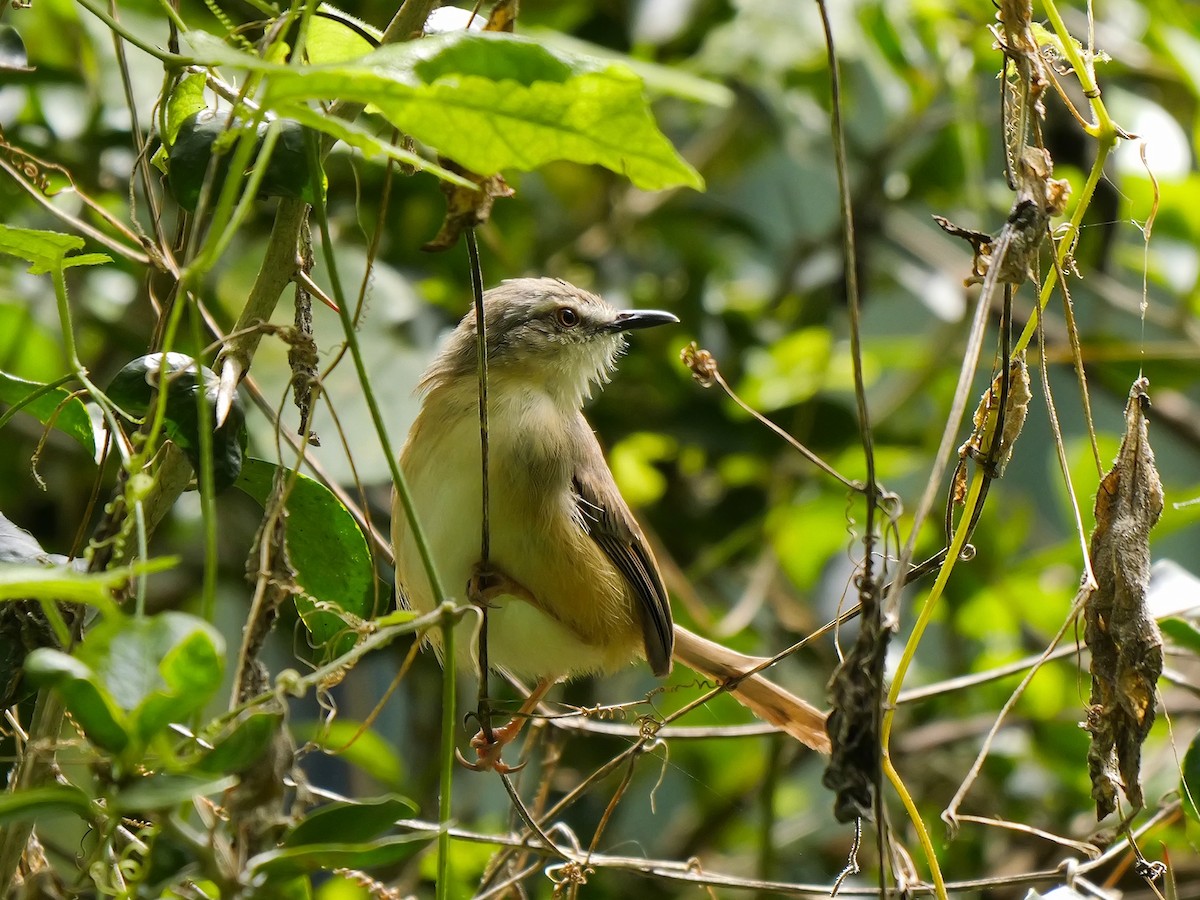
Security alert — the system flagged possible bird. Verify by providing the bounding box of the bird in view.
[392,277,830,768]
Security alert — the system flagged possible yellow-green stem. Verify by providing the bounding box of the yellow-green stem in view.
[879,470,986,899]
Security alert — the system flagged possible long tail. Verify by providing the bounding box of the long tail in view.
[672,625,831,754]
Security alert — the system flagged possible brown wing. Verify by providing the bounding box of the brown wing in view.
[571,425,674,677]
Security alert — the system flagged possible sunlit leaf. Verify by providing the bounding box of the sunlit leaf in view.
[184,31,703,191]
[25,649,130,753]
[0,224,110,276]
[73,612,225,744]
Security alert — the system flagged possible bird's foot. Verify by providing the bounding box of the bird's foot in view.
[455,718,528,773]
[467,564,535,608]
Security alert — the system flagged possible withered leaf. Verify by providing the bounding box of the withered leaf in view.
[422,159,515,252]
[824,583,890,822]
[958,354,1031,478]
[1082,377,1163,818]
[484,0,518,32]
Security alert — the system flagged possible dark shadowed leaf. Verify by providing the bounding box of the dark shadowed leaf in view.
[250,833,433,879]
[284,795,417,848]
[0,785,92,825]
[197,711,286,775]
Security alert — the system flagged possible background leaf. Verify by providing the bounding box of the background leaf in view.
[0,370,95,455]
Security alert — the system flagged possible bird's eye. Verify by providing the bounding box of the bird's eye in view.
[555,307,580,328]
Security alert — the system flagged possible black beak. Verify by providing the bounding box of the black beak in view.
[606,309,680,332]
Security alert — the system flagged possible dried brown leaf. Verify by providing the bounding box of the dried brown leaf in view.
[958,354,1031,478]
[422,160,515,252]
[1082,377,1164,818]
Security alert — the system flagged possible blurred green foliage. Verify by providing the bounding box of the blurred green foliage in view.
[1,0,1199,896]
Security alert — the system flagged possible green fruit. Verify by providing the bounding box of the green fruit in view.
[166,110,234,212]
[107,353,248,491]
[166,110,320,212]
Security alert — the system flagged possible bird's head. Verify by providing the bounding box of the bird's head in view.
[420,278,678,408]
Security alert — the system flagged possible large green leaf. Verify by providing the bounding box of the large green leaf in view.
[28,610,221,758]
[234,459,375,659]
[0,370,95,455]
[185,30,702,191]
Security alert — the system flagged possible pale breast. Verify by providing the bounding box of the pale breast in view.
[393,384,644,680]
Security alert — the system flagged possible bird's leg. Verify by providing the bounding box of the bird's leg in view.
[458,563,549,772]
[467,563,537,608]
[460,678,554,773]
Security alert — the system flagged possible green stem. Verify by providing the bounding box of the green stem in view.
[188,307,219,621]
[1013,141,1114,356]
[878,471,986,900]
[437,592,457,900]
[52,268,80,373]
[73,0,191,64]
[306,134,454,898]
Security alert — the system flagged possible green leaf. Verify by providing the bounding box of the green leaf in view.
[25,649,131,753]
[250,834,434,879]
[528,28,734,106]
[0,785,92,826]
[0,559,172,608]
[293,720,406,789]
[256,118,322,203]
[196,711,285,775]
[0,225,110,276]
[270,101,470,185]
[76,612,225,744]
[186,31,702,191]
[0,370,95,455]
[165,72,208,146]
[1161,618,1200,656]
[1184,730,1200,823]
[235,459,375,658]
[305,9,378,65]
[283,795,417,847]
[0,224,87,276]
[114,773,238,813]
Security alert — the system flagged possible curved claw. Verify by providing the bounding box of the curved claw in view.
[454,745,527,774]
